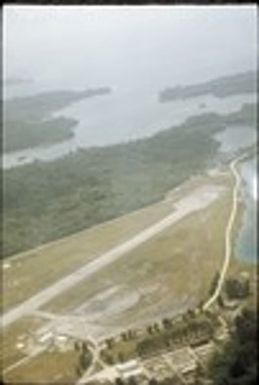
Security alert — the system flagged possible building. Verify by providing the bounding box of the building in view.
[116,360,145,381]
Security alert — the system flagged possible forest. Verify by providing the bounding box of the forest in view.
[209,306,257,385]
[4,117,76,152]
[3,87,111,152]
[2,103,256,258]
[159,70,257,102]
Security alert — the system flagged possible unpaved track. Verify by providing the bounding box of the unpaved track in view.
[2,185,222,328]
[203,154,246,311]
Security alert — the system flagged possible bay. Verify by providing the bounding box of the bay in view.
[2,87,256,169]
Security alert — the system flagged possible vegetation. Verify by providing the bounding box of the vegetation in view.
[224,277,250,300]
[101,313,214,364]
[209,306,257,385]
[78,349,92,372]
[224,102,257,127]
[2,103,255,258]
[159,70,257,102]
[4,116,76,152]
[3,88,111,152]
[4,88,111,121]
[209,271,220,297]
[0,317,45,371]
[4,348,82,384]
[136,315,213,357]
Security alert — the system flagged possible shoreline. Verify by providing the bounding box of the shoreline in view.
[234,155,257,265]
[203,153,256,311]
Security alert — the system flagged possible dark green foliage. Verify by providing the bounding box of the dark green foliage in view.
[162,318,172,329]
[105,338,115,350]
[115,378,125,385]
[148,376,181,385]
[2,113,220,258]
[127,330,136,339]
[105,353,114,365]
[149,379,159,385]
[153,323,160,333]
[137,335,165,357]
[209,271,220,297]
[121,332,128,341]
[2,103,255,258]
[209,307,257,385]
[225,278,250,299]
[3,88,111,152]
[217,295,224,308]
[82,342,89,353]
[4,88,111,122]
[224,103,257,128]
[137,316,213,357]
[4,117,75,152]
[78,351,92,371]
[159,377,181,385]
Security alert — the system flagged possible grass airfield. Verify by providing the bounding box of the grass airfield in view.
[41,178,231,338]
[3,171,228,313]
[3,192,182,312]
[3,168,250,384]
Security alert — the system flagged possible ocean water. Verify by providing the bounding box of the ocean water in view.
[2,84,256,169]
[3,80,257,265]
[236,156,257,263]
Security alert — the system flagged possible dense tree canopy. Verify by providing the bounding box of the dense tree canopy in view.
[2,103,255,258]
[209,307,257,385]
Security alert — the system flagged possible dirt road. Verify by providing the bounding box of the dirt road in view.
[203,154,246,311]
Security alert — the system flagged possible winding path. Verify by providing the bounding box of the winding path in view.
[203,154,246,311]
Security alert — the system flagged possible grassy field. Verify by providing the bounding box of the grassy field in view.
[40,173,233,336]
[1,316,91,384]
[2,168,256,384]
[2,172,220,312]
[3,349,82,384]
[2,193,182,312]
[0,316,45,372]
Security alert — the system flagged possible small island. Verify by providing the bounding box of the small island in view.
[159,70,257,102]
[3,87,112,152]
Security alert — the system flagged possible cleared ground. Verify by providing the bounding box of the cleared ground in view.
[3,170,243,383]
[2,174,228,328]
[3,175,207,312]
[0,316,45,371]
[4,349,82,384]
[38,176,232,340]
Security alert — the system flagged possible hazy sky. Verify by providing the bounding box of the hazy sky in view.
[3,5,258,90]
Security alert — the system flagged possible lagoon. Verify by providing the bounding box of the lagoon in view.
[236,156,257,263]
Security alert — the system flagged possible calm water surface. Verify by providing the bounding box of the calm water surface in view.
[236,157,257,263]
[3,83,257,265]
[2,86,256,169]
[214,127,257,263]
